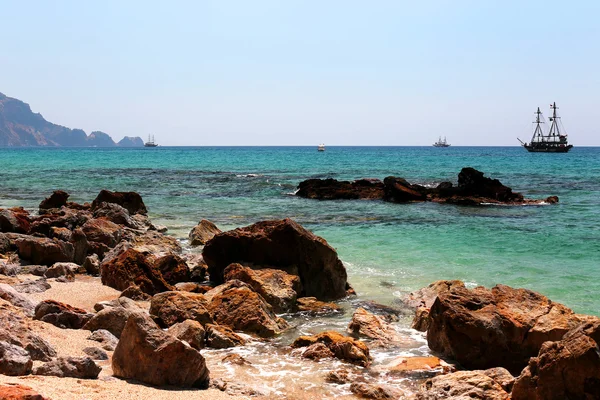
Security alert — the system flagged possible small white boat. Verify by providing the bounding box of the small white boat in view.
[318,143,325,151]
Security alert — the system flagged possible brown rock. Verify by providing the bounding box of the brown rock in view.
[347,307,404,346]
[44,262,79,279]
[34,299,93,329]
[291,331,371,367]
[150,291,212,328]
[189,219,221,246]
[206,281,288,338]
[383,177,428,202]
[175,282,212,293]
[404,280,465,332]
[296,297,341,314]
[39,190,69,211]
[154,254,190,285]
[168,319,206,350]
[100,248,174,295]
[112,313,210,388]
[205,324,246,348]
[0,283,35,316]
[482,367,515,394]
[92,202,137,228]
[416,370,511,400]
[15,236,74,265]
[296,178,384,200]
[221,354,250,365]
[0,340,32,376]
[81,218,122,247]
[382,356,453,379]
[83,298,145,338]
[120,284,152,301]
[0,208,30,234]
[125,230,182,255]
[203,218,349,300]
[91,190,147,215]
[82,254,100,276]
[71,228,90,265]
[512,319,600,400]
[301,342,335,360]
[0,383,48,400]
[223,263,301,313]
[350,382,404,399]
[427,283,582,374]
[33,356,101,379]
[50,226,72,242]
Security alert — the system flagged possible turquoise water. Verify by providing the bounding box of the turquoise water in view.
[2,146,599,315]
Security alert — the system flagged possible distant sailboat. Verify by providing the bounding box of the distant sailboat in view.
[318,143,325,151]
[144,135,158,147]
[518,103,573,153]
[433,136,450,147]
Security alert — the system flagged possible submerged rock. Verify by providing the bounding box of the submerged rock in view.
[296,297,341,314]
[189,219,221,246]
[296,178,384,200]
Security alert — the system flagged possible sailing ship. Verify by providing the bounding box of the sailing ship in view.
[318,143,325,151]
[433,136,450,147]
[518,103,572,153]
[144,135,158,147]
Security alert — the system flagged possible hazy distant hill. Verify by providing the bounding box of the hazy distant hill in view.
[0,92,143,147]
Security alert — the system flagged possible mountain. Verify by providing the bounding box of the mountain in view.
[0,92,144,147]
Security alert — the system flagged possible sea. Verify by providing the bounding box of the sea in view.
[1,145,599,396]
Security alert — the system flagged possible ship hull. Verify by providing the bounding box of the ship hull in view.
[524,145,572,153]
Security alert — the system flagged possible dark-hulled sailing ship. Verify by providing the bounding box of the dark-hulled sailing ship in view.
[518,102,572,152]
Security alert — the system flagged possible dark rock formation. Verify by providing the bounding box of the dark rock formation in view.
[39,190,69,211]
[383,177,428,202]
[82,346,109,361]
[189,219,221,246]
[15,236,74,265]
[203,218,349,300]
[154,254,190,285]
[0,208,31,233]
[91,190,147,215]
[296,178,384,200]
[34,300,93,329]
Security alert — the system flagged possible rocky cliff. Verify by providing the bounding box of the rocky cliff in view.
[0,92,143,147]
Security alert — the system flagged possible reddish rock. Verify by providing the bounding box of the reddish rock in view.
[301,342,334,360]
[81,218,122,247]
[0,208,30,234]
[101,248,174,295]
[427,283,583,374]
[168,319,205,350]
[154,254,190,285]
[150,291,212,328]
[291,331,371,367]
[39,190,69,211]
[189,219,221,246]
[120,284,152,301]
[92,202,136,228]
[112,313,210,388]
[296,178,384,200]
[403,280,465,332]
[223,263,302,313]
[347,307,404,346]
[50,226,72,242]
[350,382,404,399]
[34,300,93,329]
[83,298,145,338]
[125,230,182,255]
[0,340,32,376]
[296,297,341,314]
[416,370,511,400]
[15,236,74,265]
[205,324,246,349]
[203,218,349,300]
[206,281,288,338]
[0,384,48,400]
[512,319,600,400]
[91,190,147,215]
[44,262,79,279]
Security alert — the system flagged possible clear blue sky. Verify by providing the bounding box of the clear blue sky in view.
[1,1,598,145]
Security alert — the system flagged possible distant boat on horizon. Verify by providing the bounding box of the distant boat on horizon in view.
[433,136,450,147]
[318,143,325,151]
[518,103,573,153]
[144,135,158,147]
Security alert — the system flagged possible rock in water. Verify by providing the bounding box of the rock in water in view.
[189,219,221,246]
[205,324,246,349]
[154,254,190,285]
[296,178,385,200]
[203,218,349,300]
[427,283,583,374]
[347,307,404,346]
[39,190,69,211]
[291,331,371,367]
[112,313,210,388]
[91,190,147,215]
[512,319,600,399]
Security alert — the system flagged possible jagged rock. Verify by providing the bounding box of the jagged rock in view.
[350,382,404,399]
[512,319,600,399]
[427,283,584,374]
[154,254,190,285]
[296,178,385,200]
[82,254,100,276]
[120,284,152,301]
[13,278,51,294]
[87,329,119,351]
[91,190,147,215]
[205,324,246,349]
[206,280,288,338]
[112,313,210,388]
[301,342,334,360]
[382,356,452,378]
[296,297,341,314]
[50,226,72,241]
[39,190,69,210]
[168,319,205,350]
[347,307,404,346]
[183,254,208,282]
[0,283,35,315]
[83,298,144,338]
[149,291,212,328]
[15,236,73,265]
[416,370,511,400]
[0,341,32,376]
[383,177,428,202]
[189,219,221,246]
[403,280,465,332]
[325,368,352,384]
[71,228,90,265]
[203,218,349,300]
[0,233,11,253]
[292,331,371,367]
[44,262,79,279]
[0,208,30,233]
[101,248,174,295]
[34,300,93,329]
[223,263,301,313]
[482,368,515,394]
[0,384,48,400]
[82,346,109,360]
[92,202,136,228]
[124,230,182,255]
[81,218,122,247]
[175,282,211,293]
[33,356,101,379]
[221,354,250,365]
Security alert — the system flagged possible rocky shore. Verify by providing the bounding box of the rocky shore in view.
[1,189,598,399]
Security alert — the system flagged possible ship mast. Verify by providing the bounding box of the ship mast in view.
[532,107,544,143]
[547,102,560,142]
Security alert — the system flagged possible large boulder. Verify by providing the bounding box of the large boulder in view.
[189,219,221,246]
[33,356,101,379]
[168,319,206,350]
[34,300,93,329]
[92,202,136,228]
[403,280,465,331]
[0,341,32,376]
[15,236,73,265]
[203,218,349,300]
[81,218,122,247]
[223,263,301,313]
[347,307,404,346]
[83,297,145,338]
[0,384,48,400]
[291,331,371,367]
[91,190,147,215]
[154,254,190,285]
[416,370,511,400]
[296,178,384,200]
[39,190,69,211]
[427,283,583,374]
[149,291,212,328]
[205,280,288,338]
[112,313,210,388]
[101,248,174,295]
[512,319,600,399]
[0,208,30,234]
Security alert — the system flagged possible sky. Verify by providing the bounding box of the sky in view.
[1,0,599,146]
